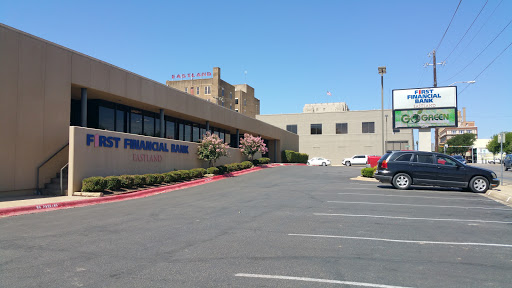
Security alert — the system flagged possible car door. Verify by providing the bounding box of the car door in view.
[435,155,467,187]
[409,153,438,185]
[354,155,365,165]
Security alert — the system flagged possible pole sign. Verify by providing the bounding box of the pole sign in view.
[392,86,457,129]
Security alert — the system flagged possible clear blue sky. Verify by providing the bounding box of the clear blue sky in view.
[1,0,510,139]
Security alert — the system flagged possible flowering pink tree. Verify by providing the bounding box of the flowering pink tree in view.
[239,133,268,160]
[197,132,229,167]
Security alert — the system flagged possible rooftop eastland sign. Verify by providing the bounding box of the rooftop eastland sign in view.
[86,134,189,154]
[393,86,457,110]
[394,108,457,129]
[170,72,212,80]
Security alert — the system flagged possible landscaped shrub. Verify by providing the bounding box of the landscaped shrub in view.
[177,170,191,180]
[258,157,270,164]
[207,167,220,175]
[163,172,178,183]
[155,174,165,184]
[119,175,135,189]
[105,176,122,190]
[298,153,309,164]
[216,165,228,174]
[361,167,377,178]
[132,175,146,187]
[188,169,200,178]
[81,176,107,192]
[282,150,308,164]
[192,168,207,178]
[241,161,253,169]
[144,174,158,185]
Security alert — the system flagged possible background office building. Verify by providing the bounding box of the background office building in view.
[257,103,414,165]
[437,107,478,147]
[166,67,260,118]
[0,24,298,197]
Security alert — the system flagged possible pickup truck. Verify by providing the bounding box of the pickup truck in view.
[342,155,368,166]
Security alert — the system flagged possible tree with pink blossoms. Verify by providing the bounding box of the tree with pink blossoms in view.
[239,133,268,160]
[197,132,230,167]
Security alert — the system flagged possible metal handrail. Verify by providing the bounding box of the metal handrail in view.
[60,163,69,195]
[36,143,69,194]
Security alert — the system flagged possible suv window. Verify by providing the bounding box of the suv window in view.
[394,153,413,162]
[436,155,458,166]
[415,154,434,164]
[380,152,392,161]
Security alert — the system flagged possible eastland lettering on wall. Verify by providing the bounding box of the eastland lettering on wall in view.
[86,134,189,154]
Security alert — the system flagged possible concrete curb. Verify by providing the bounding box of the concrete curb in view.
[0,164,305,218]
[350,176,379,182]
[485,187,512,206]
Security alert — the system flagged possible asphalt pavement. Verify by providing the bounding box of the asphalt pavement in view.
[1,165,511,287]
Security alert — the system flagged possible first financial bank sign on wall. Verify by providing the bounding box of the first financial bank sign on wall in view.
[86,134,189,162]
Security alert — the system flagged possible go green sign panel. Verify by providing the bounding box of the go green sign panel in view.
[394,108,457,129]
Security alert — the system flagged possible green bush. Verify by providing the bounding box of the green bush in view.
[258,157,271,164]
[119,175,135,189]
[144,174,158,185]
[193,168,207,177]
[177,170,191,180]
[132,175,146,187]
[155,174,165,184]
[207,167,220,175]
[105,176,122,190]
[216,165,228,174]
[81,176,107,192]
[361,167,377,178]
[163,172,177,183]
[281,150,308,164]
[241,161,253,169]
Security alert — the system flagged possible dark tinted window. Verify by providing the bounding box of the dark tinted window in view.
[395,153,413,162]
[286,125,297,134]
[311,124,322,135]
[437,155,458,166]
[380,152,392,161]
[362,122,375,133]
[336,123,348,134]
[416,154,434,164]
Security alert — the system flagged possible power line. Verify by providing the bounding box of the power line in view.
[443,18,512,83]
[457,41,512,96]
[436,0,463,51]
[450,0,504,66]
[444,0,488,62]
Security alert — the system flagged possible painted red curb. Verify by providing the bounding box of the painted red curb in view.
[0,164,305,218]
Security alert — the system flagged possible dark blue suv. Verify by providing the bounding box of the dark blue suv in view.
[375,151,499,193]
[504,154,512,171]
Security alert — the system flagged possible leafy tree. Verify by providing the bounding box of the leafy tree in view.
[445,133,476,155]
[239,133,268,160]
[197,132,229,167]
[487,132,512,155]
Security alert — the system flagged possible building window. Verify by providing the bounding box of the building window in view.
[244,98,247,106]
[204,86,211,95]
[196,87,200,95]
[191,87,194,95]
[362,122,375,133]
[286,125,297,134]
[336,123,348,134]
[221,101,225,107]
[235,109,239,112]
[311,124,322,135]
[230,104,232,109]
[222,87,224,96]
[185,87,188,93]
[235,98,239,104]
[229,92,232,99]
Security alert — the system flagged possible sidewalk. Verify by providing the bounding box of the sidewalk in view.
[0,163,306,218]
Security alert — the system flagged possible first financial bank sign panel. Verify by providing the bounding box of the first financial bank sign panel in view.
[86,134,189,162]
[392,86,457,129]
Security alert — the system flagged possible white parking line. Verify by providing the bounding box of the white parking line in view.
[327,201,512,210]
[235,273,414,288]
[288,234,512,248]
[337,193,493,201]
[314,213,512,224]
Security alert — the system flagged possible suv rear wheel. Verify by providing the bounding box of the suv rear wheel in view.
[469,176,489,193]
[392,173,411,190]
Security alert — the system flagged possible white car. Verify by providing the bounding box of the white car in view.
[307,157,331,166]
[342,155,368,166]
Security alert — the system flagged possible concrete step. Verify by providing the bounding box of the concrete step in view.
[51,177,68,184]
[45,182,67,190]
[42,188,67,196]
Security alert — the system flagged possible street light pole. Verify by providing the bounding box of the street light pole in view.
[378,66,387,155]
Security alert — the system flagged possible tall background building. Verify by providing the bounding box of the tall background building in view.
[166,67,260,118]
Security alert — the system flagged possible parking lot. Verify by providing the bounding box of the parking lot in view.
[1,166,511,287]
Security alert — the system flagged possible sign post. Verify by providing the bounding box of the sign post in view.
[499,132,505,185]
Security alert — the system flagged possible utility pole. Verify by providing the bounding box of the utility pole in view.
[423,49,445,151]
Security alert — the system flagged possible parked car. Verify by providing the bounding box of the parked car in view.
[374,151,499,193]
[307,157,331,166]
[342,155,368,166]
[366,155,381,168]
[452,155,467,165]
[504,154,512,171]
